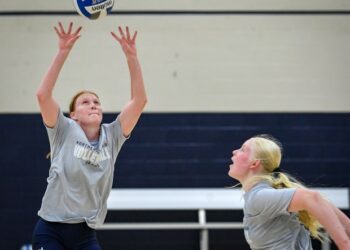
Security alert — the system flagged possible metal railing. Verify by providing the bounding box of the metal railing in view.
[98,188,349,250]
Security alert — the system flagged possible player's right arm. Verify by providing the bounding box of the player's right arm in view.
[36,22,82,127]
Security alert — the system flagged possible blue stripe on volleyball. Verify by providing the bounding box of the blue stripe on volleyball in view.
[76,0,93,18]
[75,0,114,18]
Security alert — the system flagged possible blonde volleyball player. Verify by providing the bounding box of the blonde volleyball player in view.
[32,22,147,249]
[228,135,350,250]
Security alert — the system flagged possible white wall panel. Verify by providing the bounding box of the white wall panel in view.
[0,15,350,112]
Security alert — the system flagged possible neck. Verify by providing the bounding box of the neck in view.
[240,171,265,192]
[80,124,100,141]
[241,178,255,192]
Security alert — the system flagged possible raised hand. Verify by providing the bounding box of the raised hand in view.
[54,22,82,51]
[111,26,138,58]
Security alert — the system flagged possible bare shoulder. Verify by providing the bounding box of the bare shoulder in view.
[288,188,321,212]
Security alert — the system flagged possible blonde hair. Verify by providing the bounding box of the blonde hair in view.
[248,134,328,241]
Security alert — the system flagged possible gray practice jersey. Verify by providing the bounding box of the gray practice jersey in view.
[38,111,128,228]
[243,182,313,250]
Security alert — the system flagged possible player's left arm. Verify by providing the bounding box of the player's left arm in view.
[111,26,147,137]
[288,188,350,249]
[329,201,350,238]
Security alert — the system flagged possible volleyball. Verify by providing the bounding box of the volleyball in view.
[73,0,114,20]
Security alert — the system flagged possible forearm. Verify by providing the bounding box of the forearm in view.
[330,202,350,237]
[118,55,147,136]
[126,55,147,104]
[36,49,70,99]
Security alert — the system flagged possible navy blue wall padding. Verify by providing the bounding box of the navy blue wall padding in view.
[0,113,349,249]
[115,113,350,188]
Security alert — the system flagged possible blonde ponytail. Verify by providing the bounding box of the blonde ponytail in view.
[248,135,328,242]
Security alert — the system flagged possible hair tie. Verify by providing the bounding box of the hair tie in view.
[272,167,281,173]
[272,167,281,179]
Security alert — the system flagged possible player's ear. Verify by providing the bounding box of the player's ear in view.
[251,159,261,169]
[70,111,77,121]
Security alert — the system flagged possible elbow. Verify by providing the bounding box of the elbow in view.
[36,90,45,102]
[136,96,148,109]
[139,98,147,111]
[36,89,51,103]
[142,96,148,107]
